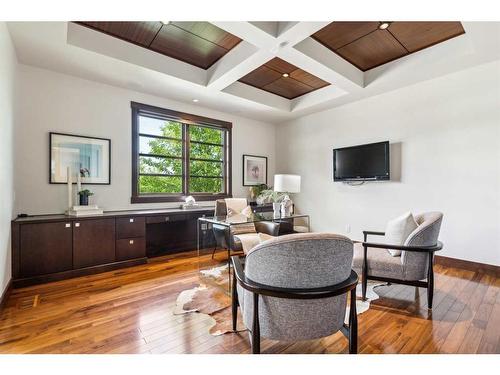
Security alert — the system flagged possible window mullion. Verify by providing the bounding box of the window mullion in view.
[183,123,189,196]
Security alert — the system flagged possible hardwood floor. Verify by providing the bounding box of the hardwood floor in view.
[0,251,498,354]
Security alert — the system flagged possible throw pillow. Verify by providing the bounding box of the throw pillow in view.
[383,212,418,256]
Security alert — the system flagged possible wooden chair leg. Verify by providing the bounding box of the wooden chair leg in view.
[362,245,368,301]
[211,246,217,259]
[349,288,358,354]
[232,269,238,331]
[251,293,260,354]
[427,254,434,309]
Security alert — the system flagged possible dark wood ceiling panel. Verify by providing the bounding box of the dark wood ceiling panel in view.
[238,57,330,100]
[312,22,380,50]
[388,22,465,52]
[149,24,228,69]
[239,66,282,88]
[170,22,241,50]
[336,29,408,71]
[78,22,162,46]
[311,21,465,71]
[264,77,313,99]
[289,69,328,89]
[264,57,297,74]
[76,21,242,70]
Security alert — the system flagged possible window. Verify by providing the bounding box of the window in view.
[131,102,232,203]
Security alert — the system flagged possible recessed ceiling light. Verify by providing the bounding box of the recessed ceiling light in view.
[282,73,289,78]
[192,99,199,103]
[161,21,170,25]
[379,22,391,30]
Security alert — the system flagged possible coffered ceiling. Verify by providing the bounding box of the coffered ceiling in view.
[312,22,465,71]
[78,21,242,69]
[7,22,500,123]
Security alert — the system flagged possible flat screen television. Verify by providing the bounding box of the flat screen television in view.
[333,141,390,181]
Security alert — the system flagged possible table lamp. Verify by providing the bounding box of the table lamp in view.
[274,174,301,216]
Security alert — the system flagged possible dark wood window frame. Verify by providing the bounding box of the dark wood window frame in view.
[131,102,232,203]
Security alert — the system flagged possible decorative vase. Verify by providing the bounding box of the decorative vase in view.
[79,195,89,206]
[273,202,281,217]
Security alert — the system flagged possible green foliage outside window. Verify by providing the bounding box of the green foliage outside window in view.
[138,118,225,195]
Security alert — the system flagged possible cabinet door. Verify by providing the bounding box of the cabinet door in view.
[19,221,73,277]
[116,238,146,261]
[73,218,116,268]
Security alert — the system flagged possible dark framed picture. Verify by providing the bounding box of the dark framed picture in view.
[49,132,111,184]
[242,154,267,186]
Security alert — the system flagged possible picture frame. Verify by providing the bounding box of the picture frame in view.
[242,154,268,186]
[49,132,111,184]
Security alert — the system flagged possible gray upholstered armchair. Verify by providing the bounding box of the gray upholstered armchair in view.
[231,233,358,354]
[352,212,443,309]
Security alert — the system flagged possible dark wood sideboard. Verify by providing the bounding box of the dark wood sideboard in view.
[11,207,217,288]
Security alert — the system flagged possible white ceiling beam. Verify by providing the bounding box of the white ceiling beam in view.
[291,85,347,112]
[278,44,364,93]
[210,22,277,51]
[67,22,206,86]
[276,22,330,46]
[206,41,273,91]
[223,82,291,112]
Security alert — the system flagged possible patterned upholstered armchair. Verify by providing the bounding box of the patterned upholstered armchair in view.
[231,233,358,354]
[352,212,443,309]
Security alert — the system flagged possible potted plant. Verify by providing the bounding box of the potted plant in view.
[249,183,268,201]
[78,189,94,206]
[257,189,288,215]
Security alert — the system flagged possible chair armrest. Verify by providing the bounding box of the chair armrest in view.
[363,230,385,241]
[362,240,443,253]
[231,255,358,300]
[254,221,280,236]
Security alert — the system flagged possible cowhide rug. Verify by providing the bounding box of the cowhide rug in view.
[174,264,386,336]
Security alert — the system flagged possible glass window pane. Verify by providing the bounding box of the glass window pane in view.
[139,156,182,175]
[189,177,223,193]
[139,175,182,194]
[190,143,223,160]
[140,136,182,157]
[139,116,182,139]
[190,125,223,144]
[189,160,222,177]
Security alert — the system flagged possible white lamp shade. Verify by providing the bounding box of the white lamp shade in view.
[274,174,301,193]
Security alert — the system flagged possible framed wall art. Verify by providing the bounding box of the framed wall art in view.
[50,132,111,184]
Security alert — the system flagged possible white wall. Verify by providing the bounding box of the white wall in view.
[15,65,276,214]
[0,23,17,295]
[276,61,500,266]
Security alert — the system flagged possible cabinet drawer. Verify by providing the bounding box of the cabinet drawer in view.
[116,217,145,239]
[116,238,146,261]
[146,214,187,224]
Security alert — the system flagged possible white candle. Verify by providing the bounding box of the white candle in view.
[67,166,72,209]
[77,167,81,193]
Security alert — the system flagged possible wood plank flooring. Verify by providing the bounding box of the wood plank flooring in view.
[0,251,498,354]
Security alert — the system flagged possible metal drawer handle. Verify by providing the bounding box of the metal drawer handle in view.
[65,223,71,228]
[129,240,134,245]
[129,218,134,223]
[75,223,80,227]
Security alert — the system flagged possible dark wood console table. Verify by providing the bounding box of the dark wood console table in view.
[11,207,215,287]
